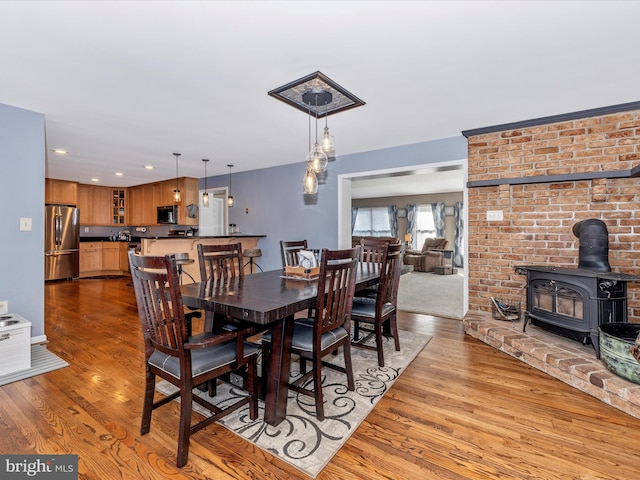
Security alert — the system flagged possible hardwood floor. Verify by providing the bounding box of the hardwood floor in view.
[1,276,639,479]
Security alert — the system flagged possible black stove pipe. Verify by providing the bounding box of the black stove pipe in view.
[572,218,611,272]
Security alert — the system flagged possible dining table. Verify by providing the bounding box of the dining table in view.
[180,264,380,426]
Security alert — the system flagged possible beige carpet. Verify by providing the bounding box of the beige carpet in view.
[397,270,463,319]
[156,330,431,478]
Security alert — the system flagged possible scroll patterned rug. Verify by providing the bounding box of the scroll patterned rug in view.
[156,330,431,478]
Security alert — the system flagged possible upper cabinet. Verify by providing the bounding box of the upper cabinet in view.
[45,179,78,206]
[77,184,114,226]
[49,177,197,226]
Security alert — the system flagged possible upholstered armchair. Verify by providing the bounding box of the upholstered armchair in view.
[403,237,448,272]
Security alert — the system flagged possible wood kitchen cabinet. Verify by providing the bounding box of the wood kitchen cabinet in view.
[79,242,102,275]
[77,184,113,226]
[45,178,78,205]
[128,183,155,225]
[119,242,131,272]
[102,242,120,271]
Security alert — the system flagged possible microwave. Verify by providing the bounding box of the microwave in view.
[157,205,178,224]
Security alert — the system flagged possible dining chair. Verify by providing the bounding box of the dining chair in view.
[358,236,395,298]
[280,239,308,267]
[262,247,359,421]
[128,251,258,468]
[350,242,403,367]
[197,242,246,333]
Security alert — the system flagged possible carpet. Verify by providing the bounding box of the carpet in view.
[156,330,431,478]
[397,270,463,319]
[0,345,69,386]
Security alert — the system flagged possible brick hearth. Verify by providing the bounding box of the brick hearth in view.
[464,311,640,419]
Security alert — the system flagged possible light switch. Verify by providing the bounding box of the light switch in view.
[19,217,32,231]
[486,210,503,221]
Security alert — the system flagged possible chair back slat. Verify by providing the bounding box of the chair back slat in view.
[376,243,403,306]
[314,247,359,337]
[129,251,187,357]
[280,239,308,267]
[197,243,243,288]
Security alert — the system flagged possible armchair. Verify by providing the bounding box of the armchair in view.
[403,237,448,272]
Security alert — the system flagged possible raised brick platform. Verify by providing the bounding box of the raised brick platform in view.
[464,311,640,419]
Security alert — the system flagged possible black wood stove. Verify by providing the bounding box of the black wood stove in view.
[515,219,640,358]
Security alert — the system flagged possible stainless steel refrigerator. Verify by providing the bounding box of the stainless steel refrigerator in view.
[45,205,80,280]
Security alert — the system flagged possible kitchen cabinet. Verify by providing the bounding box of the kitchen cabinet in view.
[119,242,131,272]
[45,178,78,206]
[79,242,102,274]
[102,242,120,271]
[112,189,126,225]
[128,183,155,225]
[77,184,112,226]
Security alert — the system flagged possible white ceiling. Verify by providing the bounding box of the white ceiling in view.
[2,1,640,193]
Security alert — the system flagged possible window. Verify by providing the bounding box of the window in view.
[353,207,392,237]
[414,205,436,248]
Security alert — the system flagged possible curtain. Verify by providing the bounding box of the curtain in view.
[387,205,398,238]
[406,204,417,249]
[453,201,464,268]
[431,201,446,237]
[351,207,358,234]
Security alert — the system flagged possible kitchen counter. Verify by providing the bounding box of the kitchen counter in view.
[140,235,265,282]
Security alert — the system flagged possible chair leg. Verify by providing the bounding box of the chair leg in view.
[391,314,400,352]
[176,383,193,468]
[140,367,155,435]
[343,341,355,391]
[313,355,324,421]
[375,321,385,367]
[248,356,258,420]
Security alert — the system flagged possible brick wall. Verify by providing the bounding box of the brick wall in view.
[466,108,640,322]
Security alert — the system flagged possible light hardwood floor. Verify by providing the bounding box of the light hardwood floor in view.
[1,277,639,479]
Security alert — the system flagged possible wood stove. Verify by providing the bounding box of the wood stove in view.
[515,265,640,358]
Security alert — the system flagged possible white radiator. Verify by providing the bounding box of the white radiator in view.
[0,313,31,376]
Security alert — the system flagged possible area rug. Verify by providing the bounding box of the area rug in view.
[0,345,69,386]
[397,270,463,319]
[156,330,431,478]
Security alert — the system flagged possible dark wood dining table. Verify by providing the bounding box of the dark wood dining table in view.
[180,264,380,426]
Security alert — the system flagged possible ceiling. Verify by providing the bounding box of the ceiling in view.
[2,1,640,193]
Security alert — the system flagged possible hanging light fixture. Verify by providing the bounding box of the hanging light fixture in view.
[172,152,181,203]
[227,164,234,207]
[320,100,335,159]
[201,158,210,207]
[267,71,365,195]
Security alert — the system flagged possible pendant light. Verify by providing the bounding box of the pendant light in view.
[320,100,335,159]
[304,89,328,173]
[302,163,318,195]
[227,164,234,207]
[172,153,181,203]
[201,158,209,207]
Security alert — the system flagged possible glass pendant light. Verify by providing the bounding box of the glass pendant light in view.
[302,162,318,194]
[172,153,181,203]
[201,158,209,207]
[305,91,328,173]
[227,164,234,207]
[320,101,335,159]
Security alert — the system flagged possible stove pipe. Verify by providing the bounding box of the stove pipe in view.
[572,218,610,272]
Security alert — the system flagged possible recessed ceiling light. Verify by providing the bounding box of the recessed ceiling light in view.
[144,165,154,170]
[53,149,68,154]
[115,172,123,176]
[91,178,99,182]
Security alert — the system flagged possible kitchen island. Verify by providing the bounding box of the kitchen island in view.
[140,235,265,281]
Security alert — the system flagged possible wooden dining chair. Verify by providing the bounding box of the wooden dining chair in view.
[262,247,359,421]
[280,239,308,267]
[351,242,403,367]
[128,251,258,468]
[197,243,245,333]
[358,236,395,298]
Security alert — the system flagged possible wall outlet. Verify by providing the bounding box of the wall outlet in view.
[486,210,504,221]
[19,217,32,231]
[0,300,8,315]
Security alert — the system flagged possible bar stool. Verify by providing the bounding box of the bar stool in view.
[243,248,263,274]
[174,252,196,284]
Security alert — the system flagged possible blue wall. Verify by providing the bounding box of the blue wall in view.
[202,135,468,270]
[0,104,45,338]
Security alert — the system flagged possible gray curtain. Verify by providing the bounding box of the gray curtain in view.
[406,204,417,249]
[388,205,398,238]
[453,201,464,268]
[431,202,446,238]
